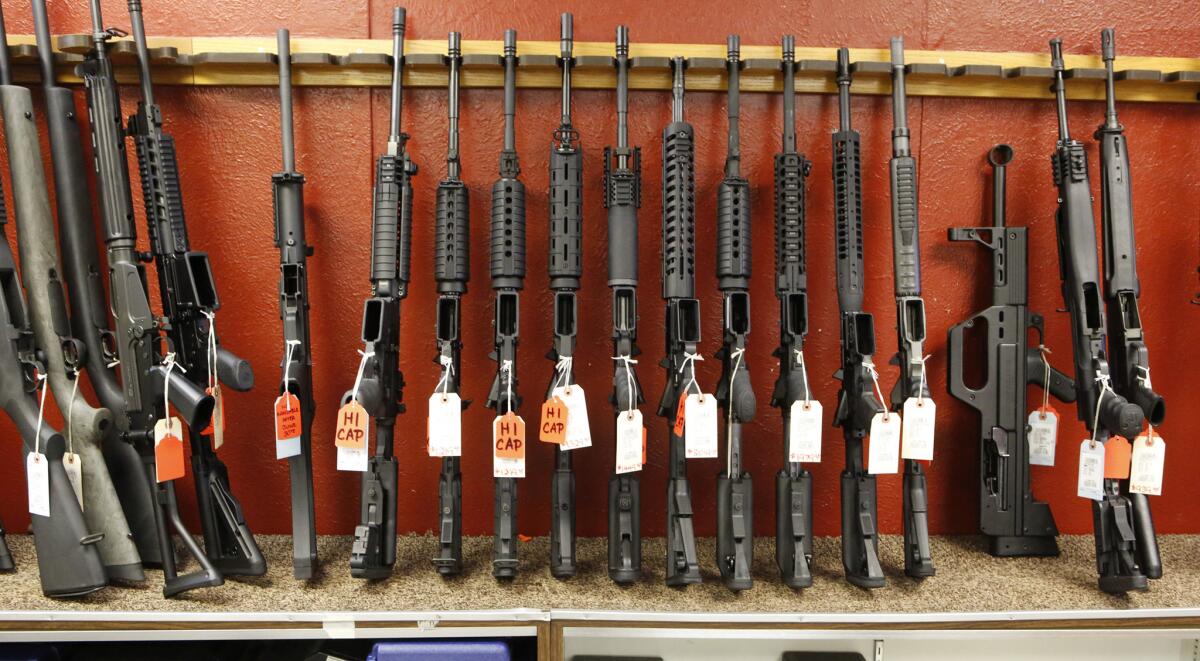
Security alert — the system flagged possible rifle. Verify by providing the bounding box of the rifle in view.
[770,35,814,589]
[658,56,700,587]
[885,37,935,579]
[546,13,581,579]
[486,28,526,579]
[7,3,144,583]
[714,36,755,591]
[432,31,468,577]
[1047,38,1148,594]
[948,144,1075,557]
[273,28,319,580]
[831,47,887,589]
[0,13,102,594]
[606,25,644,585]
[347,6,414,579]
[125,0,264,578]
[79,0,221,597]
[32,0,162,569]
[1095,28,1162,580]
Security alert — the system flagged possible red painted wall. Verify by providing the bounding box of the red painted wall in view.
[1,0,1197,542]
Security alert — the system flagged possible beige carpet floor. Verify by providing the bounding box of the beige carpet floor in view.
[0,534,1196,613]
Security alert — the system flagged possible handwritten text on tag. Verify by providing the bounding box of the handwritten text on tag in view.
[493,413,526,478]
[555,386,592,450]
[1028,407,1058,467]
[684,394,718,459]
[63,452,83,510]
[275,393,303,459]
[788,400,822,463]
[26,452,49,517]
[427,393,462,457]
[1130,433,1165,496]
[1077,439,1105,500]
[867,411,901,474]
[616,410,644,474]
[901,397,936,461]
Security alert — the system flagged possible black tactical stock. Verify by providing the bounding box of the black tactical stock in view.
[273,29,319,580]
[1047,38,1149,595]
[714,36,755,591]
[606,25,645,585]
[1095,29,1162,581]
[348,7,415,580]
[125,0,264,579]
[770,35,815,589]
[948,144,1074,558]
[546,13,582,579]
[886,38,935,579]
[432,31,469,578]
[80,0,222,598]
[831,48,887,589]
[486,28,526,579]
[658,57,701,587]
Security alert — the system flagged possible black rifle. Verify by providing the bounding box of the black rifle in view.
[546,13,581,579]
[1047,38,1147,594]
[32,0,162,569]
[1094,29,1162,580]
[606,25,644,585]
[347,6,414,579]
[125,0,264,578]
[714,35,755,592]
[9,3,144,583]
[432,31,468,578]
[948,144,1076,557]
[0,12,100,593]
[771,35,814,589]
[79,0,221,597]
[486,28,526,579]
[885,37,935,579]
[273,28,319,580]
[657,56,700,587]
[831,48,887,589]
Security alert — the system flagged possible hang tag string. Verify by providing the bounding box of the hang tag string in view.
[161,352,184,420]
[553,355,573,392]
[67,368,81,454]
[916,354,930,405]
[794,349,811,404]
[1146,423,1156,446]
[866,361,889,421]
[727,347,746,472]
[32,371,47,456]
[435,355,455,398]
[1039,345,1052,417]
[501,359,514,414]
[203,310,218,390]
[1136,364,1152,390]
[612,355,638,416]
[1089,374,1114,447]
[282,340,301,410]
[678,352,703,398]
[350,349,374,403]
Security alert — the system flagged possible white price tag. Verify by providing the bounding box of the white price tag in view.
[867,411,901,474]
[1077,439,1105,500]
[901,397,936,461]
[788,400,822,463]
[26,452,49,517]
[1028,408,1058,467]
[554,386,592,450]
[63,452,84,510]
[337,446,369,472]
[1130,433,1165,496]
[427,393,463,457]
[684,394,718,459]
[492,414,526,479]
[615,410,643,474]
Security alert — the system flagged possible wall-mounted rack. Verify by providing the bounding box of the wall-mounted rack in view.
[2,34,1198,102]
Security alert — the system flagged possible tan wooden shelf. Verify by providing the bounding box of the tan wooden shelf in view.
[2,34,1199,102]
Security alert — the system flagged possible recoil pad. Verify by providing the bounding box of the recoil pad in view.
[548,147,583,289]
[435,180,470,294]
[661,121,695,300]
[774,153,807,295]
[717,177,751,289]
[490,176,526,288]
[134,131,188,252]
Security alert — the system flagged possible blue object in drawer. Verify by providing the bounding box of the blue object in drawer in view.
[367,641,511,661]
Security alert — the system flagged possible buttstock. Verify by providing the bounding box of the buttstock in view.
[215,346,253,392]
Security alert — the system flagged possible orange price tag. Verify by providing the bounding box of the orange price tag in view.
[539,396,568,444]
[334,400,368,450]
[275,393,302,447]
[493,412,526,459]
[673,394,687,437]
[154,417,186,483]
[1104,435,1132,479]
[209,385,226,450]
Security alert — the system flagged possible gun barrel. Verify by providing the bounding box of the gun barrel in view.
[277,29,295,172]
[31,0,55,88]
[560,14,572,125]
[502,29,517,153]
[836,48,851,131]
[1049,39,1070,141]
[0,4,10,85]
[1101,28,1118,129]
[782,35,795,153]
[890,37,909,156]
[725,36,741,177]
[447,32,461,178]
[615,26,629,156]
[127,0,156,107]
[671,57,684,122]
[388,7,406,144]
